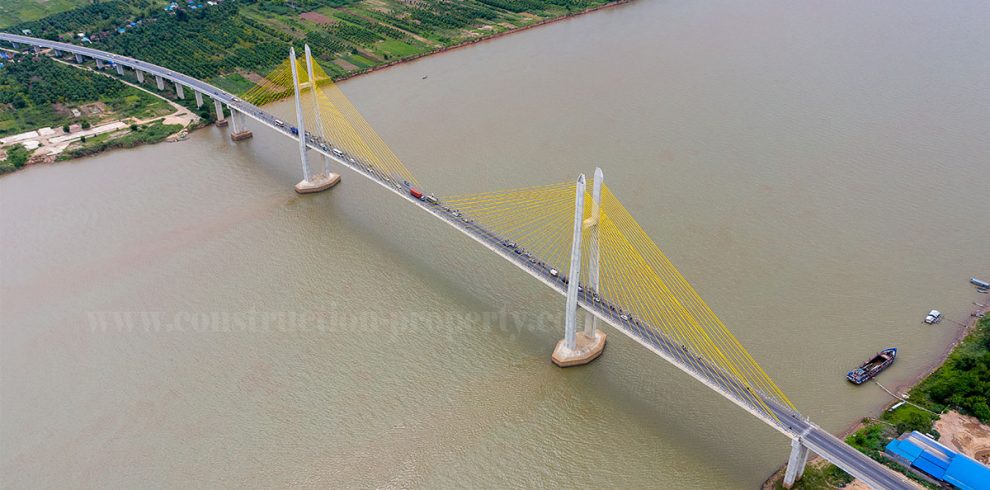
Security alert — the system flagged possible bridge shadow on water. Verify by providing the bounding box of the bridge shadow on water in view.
[271,176,786,485]
[202,114,786,484]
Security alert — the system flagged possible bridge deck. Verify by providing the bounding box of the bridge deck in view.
[0,33,916,490]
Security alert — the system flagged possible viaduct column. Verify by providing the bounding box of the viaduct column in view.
[115,64,124,76]
[154,75,165,91]
[135,70,145,83]
[174,82,184,99]
[74,53,83,63]
[95,59,104,69]
[213,98,227,127]
[783,437,811,488]
[229,107,252,141]
[552,174,606,367]
[194,91,203,108]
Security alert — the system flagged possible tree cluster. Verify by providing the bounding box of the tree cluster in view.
[0,56,123,107]
[917,317,990,422]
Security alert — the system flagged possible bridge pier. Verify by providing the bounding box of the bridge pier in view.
[214,99,227,127]
[155,75,165,91]
[53,49,61,57]
[175,83,184,99]
[115,63,124,76]
[552,173,606,367]
[95,58,104,70]
[783,437,811,488]
[194,91,203,108]
[74,53,83,63]
[229,109,253,141]
[135,70,145,83]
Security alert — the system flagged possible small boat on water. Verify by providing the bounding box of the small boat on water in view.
[847,348,897,385]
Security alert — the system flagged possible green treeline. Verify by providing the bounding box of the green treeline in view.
[0,144,29,173]
[60,120,183,160]
[100,3,289,80]
[5,3,151,38]
[0,55,168,136]
[915,315,990,421]
[1,55,126,107]
[5,0,618,84]
[784,315,990,489]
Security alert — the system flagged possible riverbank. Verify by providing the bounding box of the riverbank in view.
[764,299,990,489]
[0,51,199,172]
[327,0,634,84]
[2,0,631,170]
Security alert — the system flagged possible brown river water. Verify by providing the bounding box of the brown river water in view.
[2,0,989,487]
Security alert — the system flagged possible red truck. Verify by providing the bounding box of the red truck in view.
[409,188,424,200]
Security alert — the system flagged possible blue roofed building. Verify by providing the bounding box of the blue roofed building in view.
[885,431,990,490]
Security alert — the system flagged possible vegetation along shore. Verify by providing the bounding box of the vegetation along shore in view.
[1,0,631,171]
[765,298,990,490]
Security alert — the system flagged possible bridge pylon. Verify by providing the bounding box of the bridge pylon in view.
[301,44,340,193]
[291,46,338,194]
[552,172,606,367]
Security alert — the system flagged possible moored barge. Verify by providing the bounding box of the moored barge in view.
[847,348,897,385]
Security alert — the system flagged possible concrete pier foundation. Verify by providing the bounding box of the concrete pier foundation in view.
[136,70,145,83]
[115,64,124,75]
[229,109,252,141]
[74,53,83,63]
[175,83,184,99]
[194,91,203,108]
[295,173,341,193]
[552,326,607,367]
[155,75,165,91]
[214,99,227,127]
[783,438,811,488]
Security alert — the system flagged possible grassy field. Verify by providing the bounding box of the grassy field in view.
[0,0,87,28]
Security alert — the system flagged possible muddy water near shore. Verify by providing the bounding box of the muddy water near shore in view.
[2,0,989,487]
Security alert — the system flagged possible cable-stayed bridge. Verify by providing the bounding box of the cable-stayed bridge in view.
[1,33,917,490]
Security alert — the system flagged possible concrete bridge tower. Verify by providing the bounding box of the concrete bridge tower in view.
[290,46,338,194]
[552,170,607,367]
